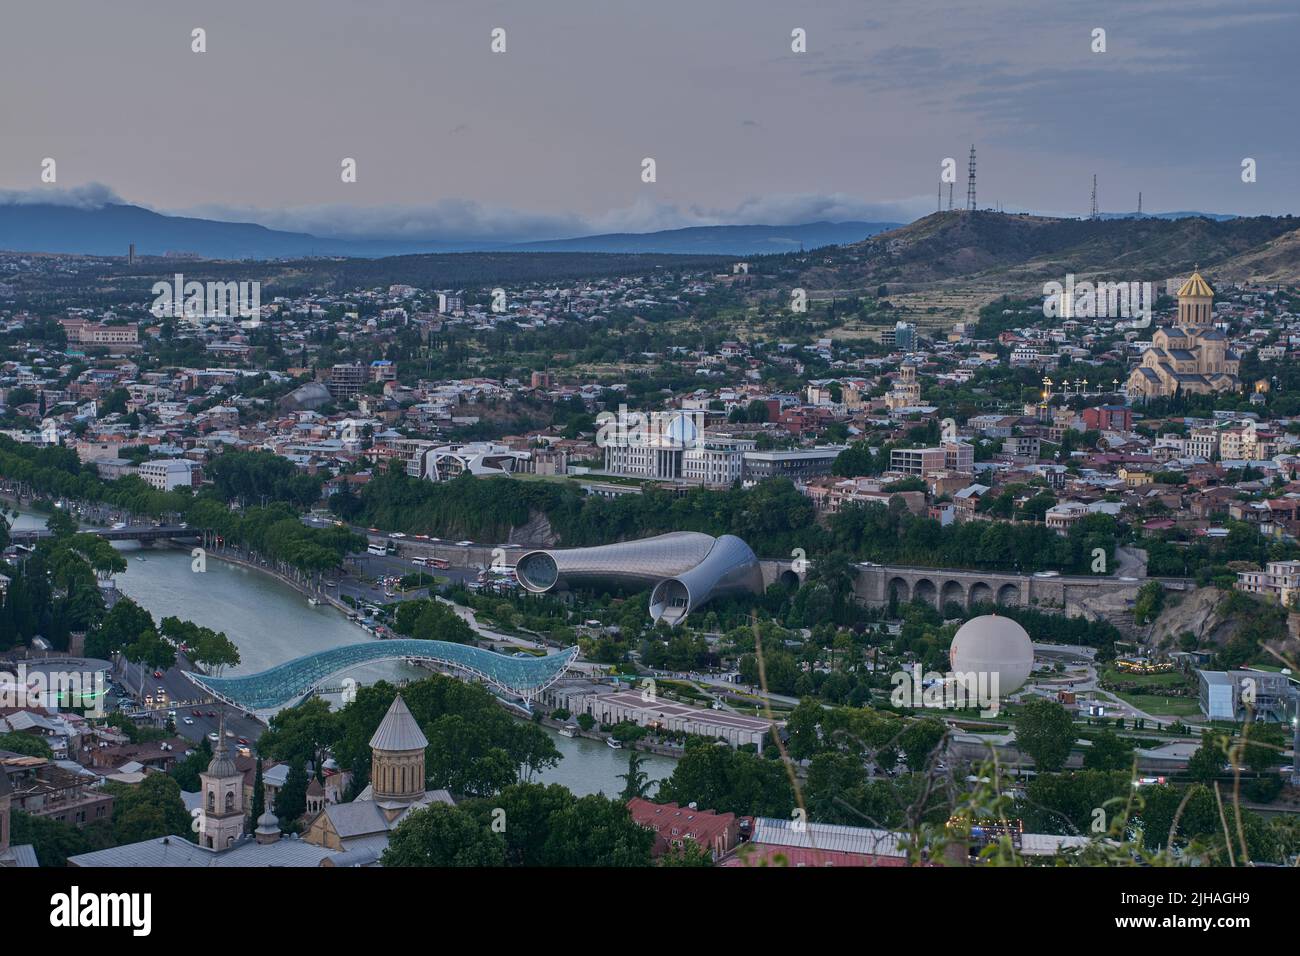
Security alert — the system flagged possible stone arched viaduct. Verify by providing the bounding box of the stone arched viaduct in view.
[760,560,1141,618]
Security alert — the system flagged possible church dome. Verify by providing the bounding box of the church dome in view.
[205,717,239,778]
[1177,270,1213,299]
[255,809,280,834]
[369,695,428,753]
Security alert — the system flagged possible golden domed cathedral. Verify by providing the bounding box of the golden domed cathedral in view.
[1126,270,1240,401]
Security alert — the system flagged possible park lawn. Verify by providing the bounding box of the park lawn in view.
[656,680,706,701]
[1101,665,1193,689]
[1113,692,1202,717]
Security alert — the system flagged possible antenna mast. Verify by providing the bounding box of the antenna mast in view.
[1090,174,1098,220]
[966,145,977,211]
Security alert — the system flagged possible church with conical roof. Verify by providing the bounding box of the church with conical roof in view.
[1126,270,1240,401]
[67,697,452,867]
[301,694,453,853]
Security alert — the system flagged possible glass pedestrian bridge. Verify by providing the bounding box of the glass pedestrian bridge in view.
[185,640,579,712]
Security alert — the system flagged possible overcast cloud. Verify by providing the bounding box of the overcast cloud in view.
[0,0,1295,241]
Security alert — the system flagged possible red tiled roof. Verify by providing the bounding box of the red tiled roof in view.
[627,798,737,857]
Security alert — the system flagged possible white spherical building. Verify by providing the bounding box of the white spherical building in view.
[949,614,1034,696]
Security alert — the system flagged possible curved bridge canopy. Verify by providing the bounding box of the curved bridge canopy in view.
[185,640,579,712]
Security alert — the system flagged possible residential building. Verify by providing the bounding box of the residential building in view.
[627,798,739,861]
[742,447,841,483]
[1235,559,1300,607]
[682,435,755,487]
[136,458,200,491]
[327,364,368,399]
[890,441,973,477]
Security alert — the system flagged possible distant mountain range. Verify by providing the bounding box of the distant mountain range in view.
[0,201,899,260]
[503,221,900,255]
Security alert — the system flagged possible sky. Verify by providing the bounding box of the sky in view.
[1,0,1298,240]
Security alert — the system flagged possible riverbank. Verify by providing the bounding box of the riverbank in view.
[533,711,685,759]
[7,500,680,794]
[204,546,356,617]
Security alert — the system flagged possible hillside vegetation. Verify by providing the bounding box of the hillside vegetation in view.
[785,211,1300,295]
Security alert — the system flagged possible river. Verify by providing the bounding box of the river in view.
[10,508,675,796]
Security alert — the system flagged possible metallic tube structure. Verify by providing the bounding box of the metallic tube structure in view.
[649,535,765,625]
[515,532,763,624]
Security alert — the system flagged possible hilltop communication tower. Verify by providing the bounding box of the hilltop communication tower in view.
[966,145,976,211]
[1090,175,1099,220]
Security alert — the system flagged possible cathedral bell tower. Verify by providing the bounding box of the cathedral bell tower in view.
[199,712,246,850]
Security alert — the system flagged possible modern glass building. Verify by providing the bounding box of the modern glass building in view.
[515,532,763,625]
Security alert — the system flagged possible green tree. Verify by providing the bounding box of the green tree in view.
[1134,581,1165,625]
[619,750,654,800]
[660,838,714,866]
[250,758,266,822]
[540,793,654,867]
[1237,722,1286,774]
[106,774,192,845]
[382,803,506,867]
[1185,732,1225,784]
[10,811,111,867]
[258,696,340,770]
[169,736,212,791]
[1083,729,1135,772]
[898,717,946,772]
[657,741,795,817]
[45,508,77,539]
[462,783,574,866]
[0,731,54,758]
[1014,698,1077,772]
[274,759,309,824]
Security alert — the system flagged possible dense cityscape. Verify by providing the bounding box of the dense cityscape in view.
[4,0,1298,937]
[2,246,1298,874]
